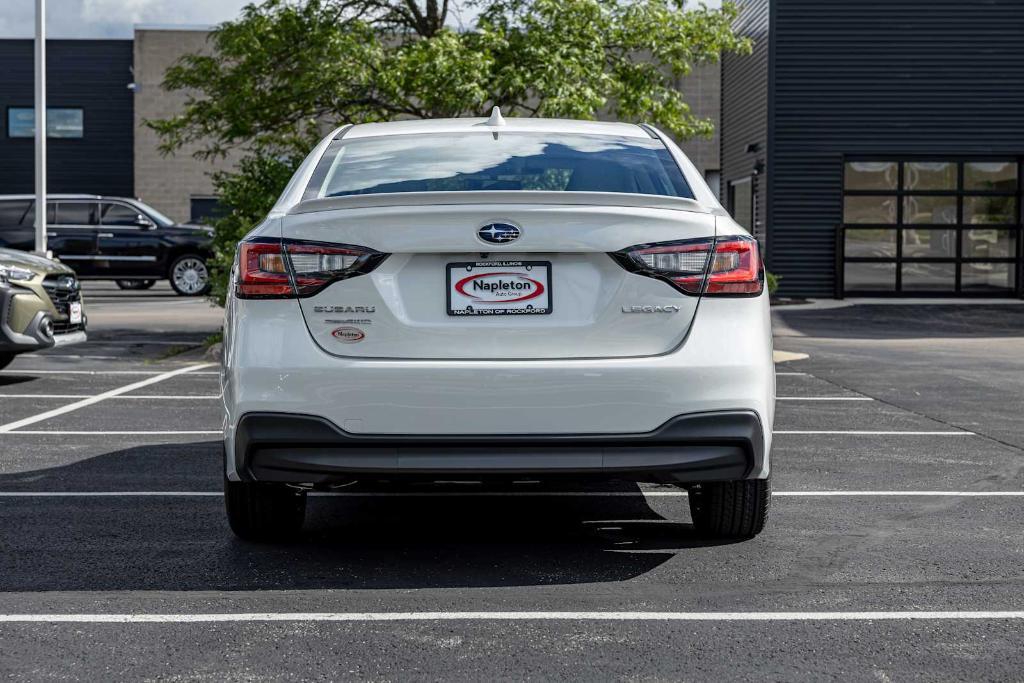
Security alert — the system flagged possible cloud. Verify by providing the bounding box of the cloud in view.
[0,0,251,38]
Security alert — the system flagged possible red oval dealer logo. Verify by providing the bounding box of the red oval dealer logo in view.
[454,272,545,303]
[331,326,365,343]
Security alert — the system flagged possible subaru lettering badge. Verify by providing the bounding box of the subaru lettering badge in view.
[477,222,521,245]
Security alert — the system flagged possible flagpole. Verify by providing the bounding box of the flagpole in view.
[34,0,47,256]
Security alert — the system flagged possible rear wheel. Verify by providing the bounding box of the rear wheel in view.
[169,255,211,296]
[0,352,15,370]
[115,279,156,290]
[688,477,770,540]
[224,475,307,542]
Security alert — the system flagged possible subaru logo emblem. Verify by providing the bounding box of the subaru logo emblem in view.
[58,276,77,290]
[477,222,521,245]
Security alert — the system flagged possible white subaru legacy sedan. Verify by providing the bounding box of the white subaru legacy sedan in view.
[222,112,774,542]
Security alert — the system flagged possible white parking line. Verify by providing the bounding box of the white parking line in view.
[6,394,847,402]
[774,430,973,436]
[775,372,808,376]
[0,370,219,376]
[0,429,973,437]
[776,397,873,401]
[0,491,1020,498]
[0,431,220,436]
[0,611,1020,623]
[0,395,220,400]
[0,364,216,433]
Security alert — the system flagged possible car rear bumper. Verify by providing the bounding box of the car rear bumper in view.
[232,410,764,485]
[223,294,776,480]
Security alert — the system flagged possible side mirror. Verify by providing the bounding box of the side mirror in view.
[134,214,155,229]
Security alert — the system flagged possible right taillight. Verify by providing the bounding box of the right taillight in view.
[236,238,388,299]
[704,236,764,296]
[614,235,763,297]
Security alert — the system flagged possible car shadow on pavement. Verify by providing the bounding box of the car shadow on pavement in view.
[0,441,740,593]
[0,375,36,387]
[774,304,1024,339]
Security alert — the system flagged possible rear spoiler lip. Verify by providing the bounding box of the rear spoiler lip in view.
[287,191,710,216]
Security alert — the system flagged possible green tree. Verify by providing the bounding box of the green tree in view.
[149,0,750,304]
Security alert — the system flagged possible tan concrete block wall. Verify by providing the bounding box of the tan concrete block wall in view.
[133,28,240,223]
[673,62,722,176]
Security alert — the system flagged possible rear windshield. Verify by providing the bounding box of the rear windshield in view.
[305,132,693,200]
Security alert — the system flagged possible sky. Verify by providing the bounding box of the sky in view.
[1,0,256,38]
[0,0,722,39]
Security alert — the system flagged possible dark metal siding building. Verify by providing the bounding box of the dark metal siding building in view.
[0,40,133,198]
[722,0,1024,297]
[720,0,769,247]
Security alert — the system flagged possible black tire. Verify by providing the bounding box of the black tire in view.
[688,477,771,540]
[115,279,156,290]
[224,475,307,542]
[0,352,15,370]
[168,254,211,296]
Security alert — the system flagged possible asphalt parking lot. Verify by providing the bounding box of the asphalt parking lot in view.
[0,284,1022,680]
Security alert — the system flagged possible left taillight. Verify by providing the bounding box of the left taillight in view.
[236,240,292,299]
[236,238,388,299]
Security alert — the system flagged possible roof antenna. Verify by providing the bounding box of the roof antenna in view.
[484,105,506,127]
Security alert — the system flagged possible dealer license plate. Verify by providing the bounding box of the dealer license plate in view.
[446,261,552,316]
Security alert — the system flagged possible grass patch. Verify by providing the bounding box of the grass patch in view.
[204,331,224,347]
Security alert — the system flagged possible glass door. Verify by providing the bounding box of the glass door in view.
[840,159,1021,296]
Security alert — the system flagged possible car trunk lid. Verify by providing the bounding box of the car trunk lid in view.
[282,193,715,360]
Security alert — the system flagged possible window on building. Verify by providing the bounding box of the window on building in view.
[704,169,722,200]
[728,178,753,231]
[841,159,1021,295]
[7,107,84,139]
[190,196,225,225]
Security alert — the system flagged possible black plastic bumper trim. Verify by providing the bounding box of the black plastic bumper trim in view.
[233,410,765,485]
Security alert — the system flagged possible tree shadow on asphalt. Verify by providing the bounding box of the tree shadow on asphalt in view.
[0,441,742,593]
[774,304,1024,340]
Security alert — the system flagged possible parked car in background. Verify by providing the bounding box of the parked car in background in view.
[0,195,214,296]
[0,248,86,369]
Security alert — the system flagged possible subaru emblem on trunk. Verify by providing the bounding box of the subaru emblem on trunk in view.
[477,222,521,244]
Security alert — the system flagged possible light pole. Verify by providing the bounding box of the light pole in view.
[34,0,47,256]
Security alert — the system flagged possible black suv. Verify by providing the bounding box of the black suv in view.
[0,195,214,296]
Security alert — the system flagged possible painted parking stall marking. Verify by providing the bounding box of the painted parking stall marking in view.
[0,369,220,376]
[0,611,1022,624]
[776,396,873,401]
[0,430,221,436]
[0,490,1021,498]
[0,363,215,433]
[0,394,220,400]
